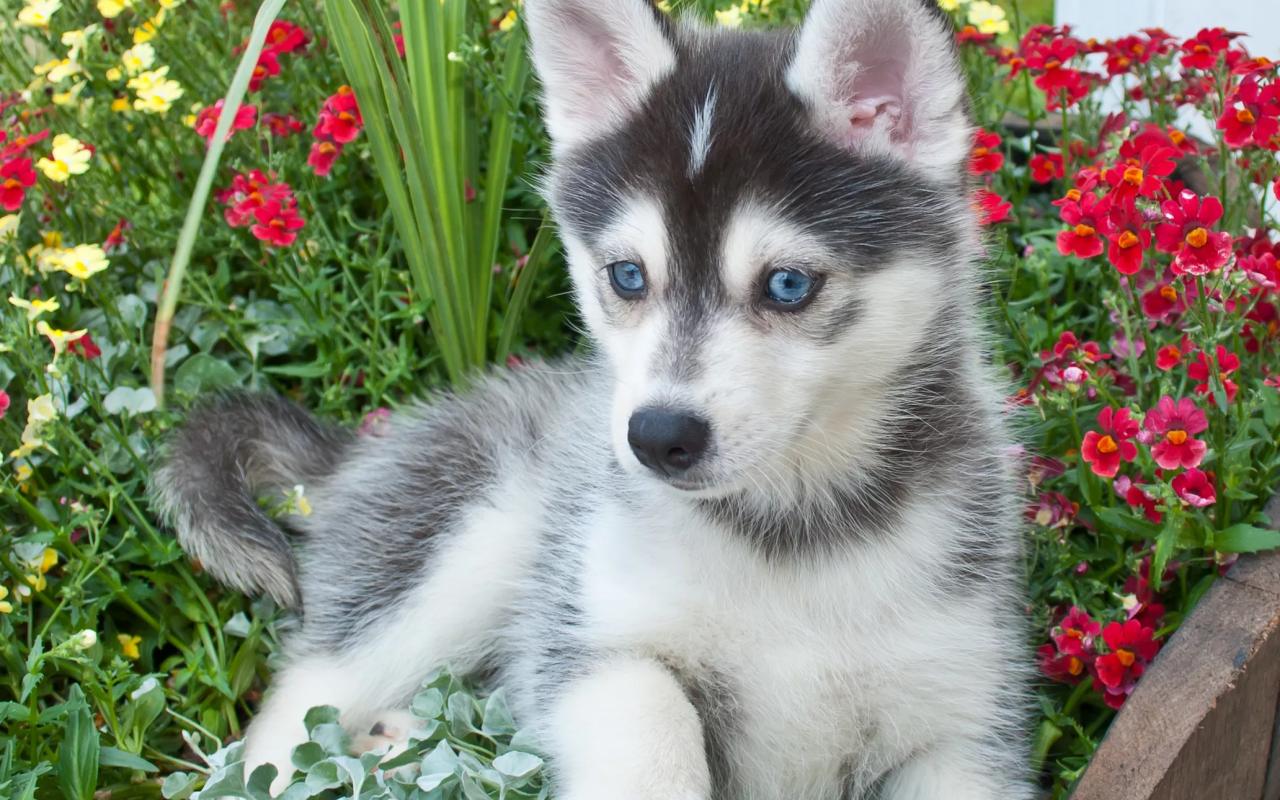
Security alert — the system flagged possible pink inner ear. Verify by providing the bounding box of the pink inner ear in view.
[849,97,902,131]
[841,61,908,141]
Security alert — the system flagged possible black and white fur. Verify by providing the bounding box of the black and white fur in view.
[152,1,1033,797]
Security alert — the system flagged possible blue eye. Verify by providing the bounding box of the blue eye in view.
[608,260,647,298]
[764,269,818,308]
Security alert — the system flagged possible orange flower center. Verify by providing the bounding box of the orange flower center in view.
[338,112,356,124]
[253,66,265,77]
[1116,56,1131,68]
[1074,223,1096,238]
[1118,230,1140,249]
[1068,657,1084,676]
[1065,188,1082,202]
[318,141,337,154]
[1046,59,1062,70]
[1236,107,1256,125]
[1170,130,1186,145]
[1166,429,1188,445]
[1096,435,1119,454]
[2,178,18,191]
[1123,166,1144,185]
[1160,285,1178,301]
[270,218,285,230]
[1193,44,1210,54]
[1185,227,1209,248]
[974,147,989,157]
[1116,649,1136,667]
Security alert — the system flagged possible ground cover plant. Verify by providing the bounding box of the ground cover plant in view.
[0,0,1277,798]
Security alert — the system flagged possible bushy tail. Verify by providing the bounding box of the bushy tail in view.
[150,392,352,609]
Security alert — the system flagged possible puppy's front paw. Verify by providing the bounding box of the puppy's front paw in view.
[350,709,419,763]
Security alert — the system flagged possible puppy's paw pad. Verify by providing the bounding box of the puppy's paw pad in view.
[351,709,418,757]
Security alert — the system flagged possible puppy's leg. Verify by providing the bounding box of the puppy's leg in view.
[242,658,366,793]
[548,657,711,800]
[877,742,1032,800]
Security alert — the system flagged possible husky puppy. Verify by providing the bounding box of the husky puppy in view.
[152,0,1033,797]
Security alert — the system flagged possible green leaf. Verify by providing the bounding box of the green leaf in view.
[1092,506,1162,541]
[56,686,99,800]
[161,772,199,800]
[99,747,158,773]
[1213,524,1280,554]
[174,353,239,395]
[492,751,543,781]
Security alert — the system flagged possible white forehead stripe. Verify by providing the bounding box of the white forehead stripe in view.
[688,85,717,178]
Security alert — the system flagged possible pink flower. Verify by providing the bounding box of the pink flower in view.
[250,200,305,247]
[0,156,36,211]
[1081,407,1140,478]
[1217,75,1280,148]
[1125,484,1163,523]
[969,130,1004,175]
[1093,620,1161,708]
[250,49,281,92]
[1030,152,1064,183]
[313,86,362,144]
[307,141,341,177]
[0,389,9,420]
[1144,395,1208,469]
[262,113,305,137]
[1186,345,1240,402]
[194,100,258,143]
[1154,190,1233,276]
[1172,468,1216,507]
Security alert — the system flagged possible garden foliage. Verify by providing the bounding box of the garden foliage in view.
[0,0,1277,798]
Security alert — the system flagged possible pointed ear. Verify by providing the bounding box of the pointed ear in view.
[785,0,970,173]
[525,0,676,152]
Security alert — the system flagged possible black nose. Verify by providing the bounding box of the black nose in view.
[627,408,711,476]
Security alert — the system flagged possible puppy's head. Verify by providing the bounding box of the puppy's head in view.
[527,0,979,495]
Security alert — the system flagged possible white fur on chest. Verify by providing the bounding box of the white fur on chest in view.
[575,495,1003,798]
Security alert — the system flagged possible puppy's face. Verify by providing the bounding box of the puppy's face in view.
[527,0,976,495]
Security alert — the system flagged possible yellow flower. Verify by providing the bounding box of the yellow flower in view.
[37,320,88,357]
[61,25,98,59]
[14,463,33,483]
[967,0,1009,35]
[27,393,57,427]
[105,66,123,82]
[39,548,57,574]
[938,0,970,10]
[46,59,83,84]
[26,573,47,592]
[132,10,165,44]
[498,9,517,32]
[128,66,183,114]
[117,633,142,660]
[158,0,184,7]
[120,42,154,75]
[8,295,61,321]
[53,243,110,280]
[17,0,62,28]
[52,82,86,107]
[98,0,133,18]
[111,96,130,113]
[36,134,92,182]
[0,586,11,615]
[714,5,743,27]
[0,214,18,241]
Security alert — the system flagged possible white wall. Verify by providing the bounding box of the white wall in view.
[1054,0,1280,61]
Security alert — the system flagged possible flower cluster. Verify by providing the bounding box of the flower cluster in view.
[216,169,306,247]
[307,85,364,177]
[247,20,310,93]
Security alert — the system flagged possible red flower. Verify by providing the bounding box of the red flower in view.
[264,20,310,54]
[307,140,341,177]
[969,130,1004,175]
[0,129,50,161]
[1102,203,1151,275]
[1179,28,1241,71]
[1141,283,1186,321]
[1172,468,1216,507]
[0,389,9,421]
[262,112,305,137]
[250,49,281,92]
[68,332,101,360]
[956,25,994,46]
[1240,251,1278,291]
[1056,192,1109,259]
[104,218,130,253]
[250,200,305,248]
[0,156,36,211]
[974,188,1011,225]
[1030,152,1064,184]
[1081,406,1140,478]
[1103,145,1177,205]
[195,100,258,143]
[1026,492,1078,528]
[1154,344,1183,371]
[1144,395,1208,470]
[1026,36,1090,109]
[1054,606,1102,656]
[314,86,363,145]
[1125,484,1163,523]
[1093,620,1161,708]
[1216,75,1280,149]
[1187,345,1240,402]
[1154,190,1233,276]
